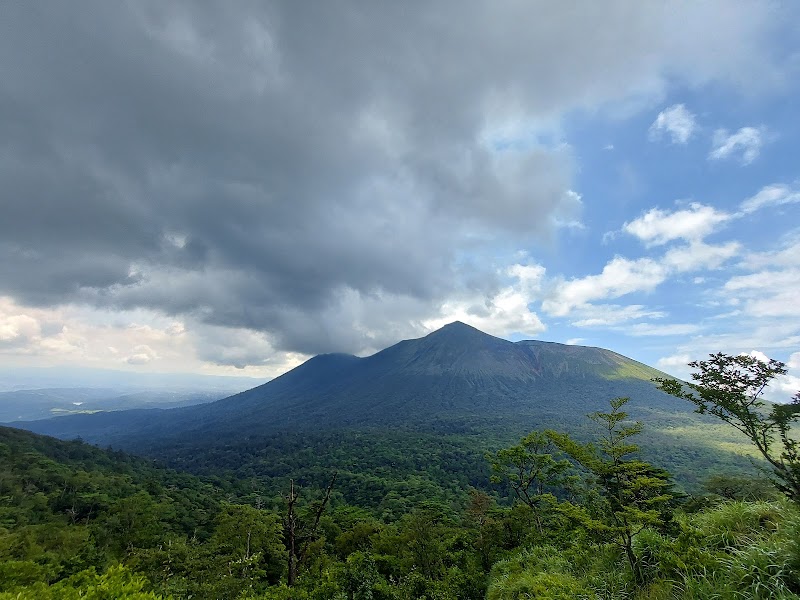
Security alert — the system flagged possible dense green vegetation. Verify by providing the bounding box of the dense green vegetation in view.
[3,346,797,598]
[3,389,798,599]
[657,352,800,502]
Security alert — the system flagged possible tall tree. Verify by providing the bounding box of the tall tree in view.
[546,398,675,585]
[488,431,572,533]
[654,352,800,503]
[210,504,284,586]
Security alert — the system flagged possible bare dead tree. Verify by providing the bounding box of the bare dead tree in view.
[283,472,337,587]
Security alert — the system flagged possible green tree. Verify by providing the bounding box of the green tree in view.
[0,564,168,600]
[546,397,675,585]
[210,504,285,587]
[655,352,800,503]
[488,431,572,534]
[401,503,447,579]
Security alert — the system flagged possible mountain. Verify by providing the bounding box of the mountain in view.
[16,322,679,442]
[11,322,753,497]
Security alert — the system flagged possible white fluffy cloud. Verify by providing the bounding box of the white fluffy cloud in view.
[623,203,732,246]
[424,263,547,338]
[740,238,800,270]
[0,313,41,347]
[543,257,667,316]
[663,241,741,272]
[649,228,800,395]
[0,296,305,377]
[649,104,697,144]
[724,269,800,318]
[125,345,158,365]
[709,126,765,165]
[740,183,800,214]
[545,239,740,318]
[655,354,697,380]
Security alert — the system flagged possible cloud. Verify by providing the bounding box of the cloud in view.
[747,350,770,363]
[658,339,800,402]
[545,241,739,318]
[662,241,741,272]
[627,323,701,337]
[125,345,158,365]
[656,354,700,380]
[424,263,547,338]
[543,257,667,316]
[648,104,697,144]
[740,183,800,214]
[740,237,800,270]
[649,227,800,396]
[0,2,789,365]
[723,269,800,318]
[570,304,666,327]
[0,312,41,348]
[623,203,732,246]
[709,126,765,165]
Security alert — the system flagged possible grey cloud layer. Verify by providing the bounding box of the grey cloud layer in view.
[0,1,784,359]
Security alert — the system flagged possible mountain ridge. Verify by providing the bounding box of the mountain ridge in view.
[12,322,684,447]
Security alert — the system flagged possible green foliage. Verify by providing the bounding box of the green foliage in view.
[703,473,780,502]
[546,398,676,584]
[656,352,800,503]
[488,431,573,533]
[487,546,598,599]
[211,504,284,583]
[640,500,800,599]
[5,370,800,600]
[0,564,168,599]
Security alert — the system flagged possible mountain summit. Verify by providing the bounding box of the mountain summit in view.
[18,322,680,448]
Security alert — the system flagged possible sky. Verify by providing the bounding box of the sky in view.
[1,2,799,398]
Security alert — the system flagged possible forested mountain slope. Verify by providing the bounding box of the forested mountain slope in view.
[10,323,758,499]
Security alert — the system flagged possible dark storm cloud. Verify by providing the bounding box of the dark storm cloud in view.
[0,1,783,357]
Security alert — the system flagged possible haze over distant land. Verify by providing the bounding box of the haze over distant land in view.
[0,3,798,397]
[0,366,261,422]
[0,366,263,394]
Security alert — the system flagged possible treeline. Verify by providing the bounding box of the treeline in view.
[1,410,798,598]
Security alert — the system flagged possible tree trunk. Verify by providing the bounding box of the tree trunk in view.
[284,473,337,587]
[286,479,298,587]
[624,536,643,586]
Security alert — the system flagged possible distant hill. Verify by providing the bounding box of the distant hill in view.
[11,322,756,496]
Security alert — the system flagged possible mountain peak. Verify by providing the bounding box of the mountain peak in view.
[441,320,471,329]
[425,320,492,340]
